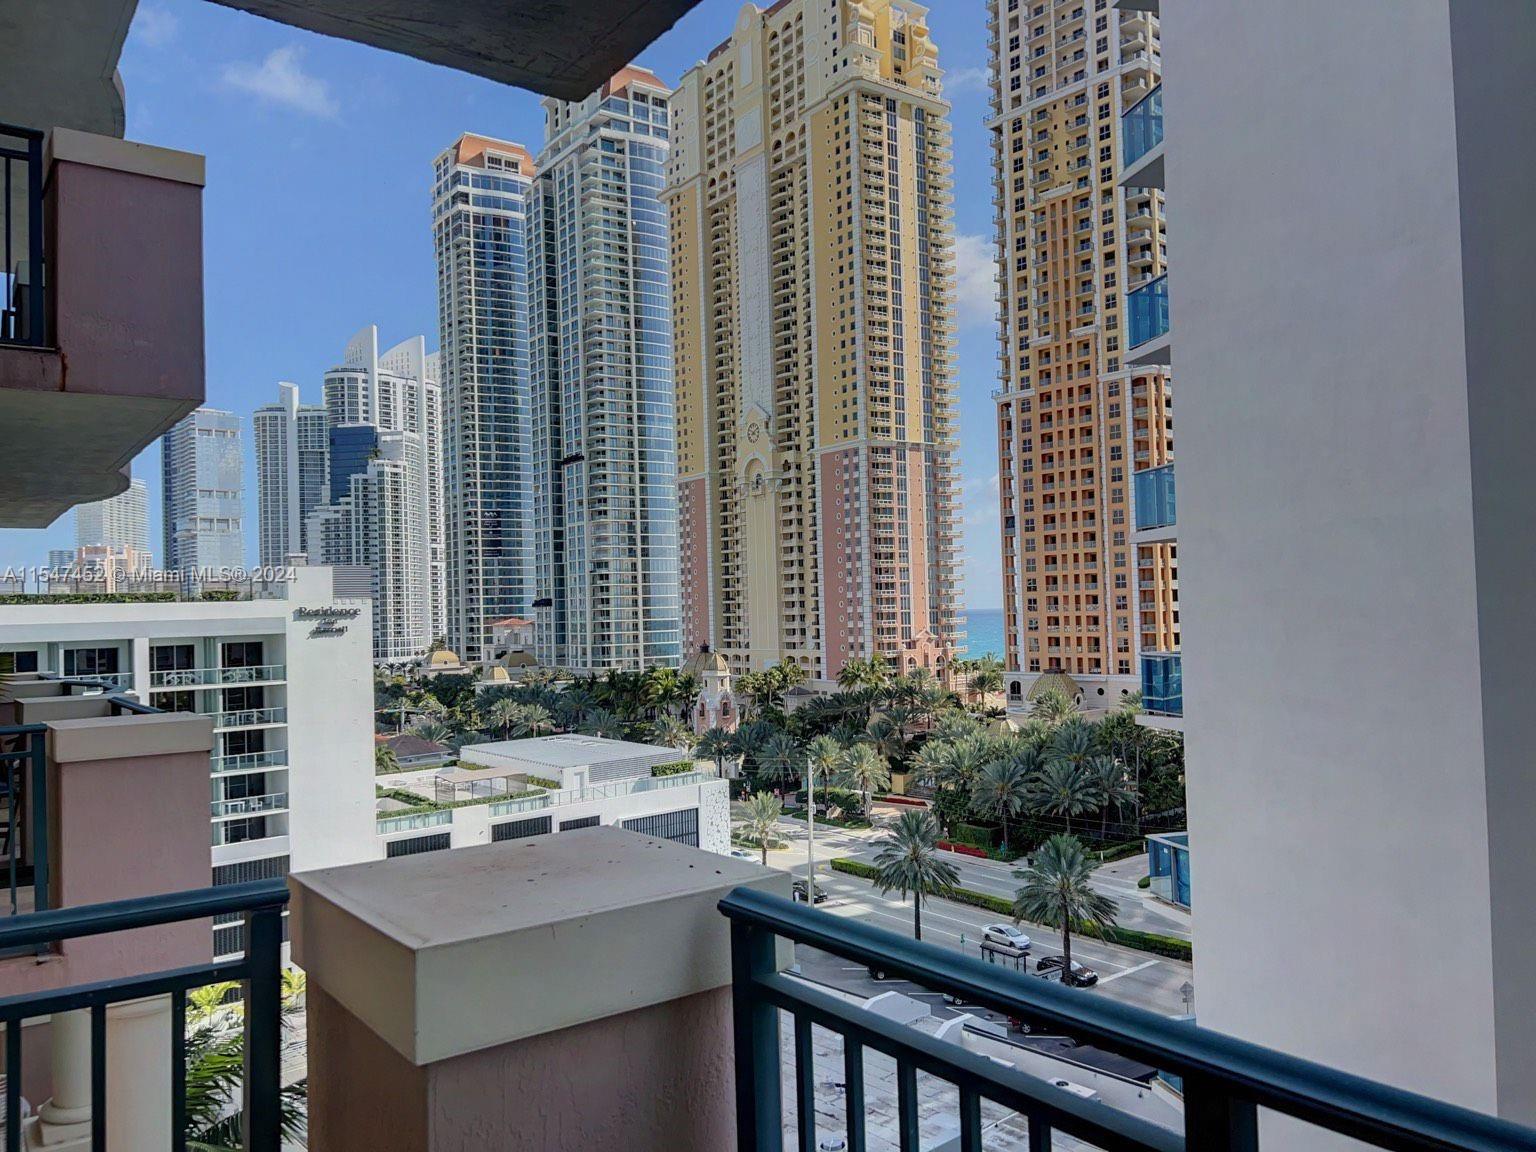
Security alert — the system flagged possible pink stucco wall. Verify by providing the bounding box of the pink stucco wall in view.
[678,477,711,657]
[46,159,204,404]
[819,447,860,681]
[308,983,738,1152]
[0,748,212,1000]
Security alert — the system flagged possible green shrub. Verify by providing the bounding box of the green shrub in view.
[953,823,995,850]
[526,775,561,790]
[0,592,177,605]
[1137,875,1151,890]
[200,590,241,602]
[827,858,1192,963]
[1095,840,1146,863]
[651,761,696,777]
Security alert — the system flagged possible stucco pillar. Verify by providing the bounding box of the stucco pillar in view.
[291,827,791,1152]
[104,998,172,1148]
[29,1010,90,1148]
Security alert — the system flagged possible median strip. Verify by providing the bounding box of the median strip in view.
[828,858,1193,963]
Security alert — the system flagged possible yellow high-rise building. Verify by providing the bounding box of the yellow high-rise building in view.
[664,0,963,684]
[987,0,1177,707]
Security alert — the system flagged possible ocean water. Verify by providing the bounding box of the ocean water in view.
[960,608,1005,661]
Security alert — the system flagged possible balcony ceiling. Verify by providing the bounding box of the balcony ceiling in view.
[203,0,707,100]
[0,0,133,137]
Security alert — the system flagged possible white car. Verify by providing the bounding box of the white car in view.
[982,924,1032,952]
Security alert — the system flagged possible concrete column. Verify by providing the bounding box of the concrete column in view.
[29,1010,90,1147]
[104,998,172,1149]
[129,638,151,700]
[291,827,791,1152]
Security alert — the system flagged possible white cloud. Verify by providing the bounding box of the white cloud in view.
[134,5,179,48]
[952,233,999,328]
[221,47,339,119]
[944,65,991,94]
[962,472,1001,529]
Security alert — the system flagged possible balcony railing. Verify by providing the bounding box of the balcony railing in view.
[150,665,285,689]
[721,887,1536,1152]
[213,707,287,728]
[1135,463,1177,531]
[0,880,288,1152]
[0,724,48,919]
[1122,83,1164,169]
[1129,273,1170,347]
[210,792,289,819]
[1142,650,1183,716]
[0,123,46,348]
[377,809,453,835]
[210,750,288,774]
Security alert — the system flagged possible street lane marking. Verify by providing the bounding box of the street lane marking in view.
[1096,959,1159,984]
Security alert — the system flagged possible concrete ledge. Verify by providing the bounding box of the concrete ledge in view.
[291,826,791,1065]
[46,127,205,188]
[48,712,214,763]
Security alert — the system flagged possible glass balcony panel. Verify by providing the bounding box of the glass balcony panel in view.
[1127,274,1169,348]
[1121,83,1163,167]
[1134,463,1176,530]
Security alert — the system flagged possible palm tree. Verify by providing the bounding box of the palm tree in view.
[872,810,960,940]
[865,715,909,766]
[486,697,522,738]
[837,744,891,818]
[759,731,805,796]
[697,727,736,777]
[1030,686,1077,727]
[741,791,783,866]
[1012,834,1117,988]
[1086,755,1134,840]
[575,707,626,738]
[654,716,696,752]
[802,735,843,903]
[412,718,453,746]
[374,744,401,776]
[971,753,1034,853]
[184,972,308,1148]
[1028,758,1100,835]
[968,663,1004,708]
[516,703,554,737]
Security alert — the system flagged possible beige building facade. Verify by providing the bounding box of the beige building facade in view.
[664,0,963,685]
[988,0,1176,707]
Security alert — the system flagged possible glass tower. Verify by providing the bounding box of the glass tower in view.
[529,69,681,672]
[432,135,536,664]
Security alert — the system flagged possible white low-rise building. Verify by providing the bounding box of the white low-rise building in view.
[377,734,730,858]
[0,566,378,953]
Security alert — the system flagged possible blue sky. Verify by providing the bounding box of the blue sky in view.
[0,0,1004,609]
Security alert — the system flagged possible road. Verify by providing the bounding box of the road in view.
[754,809,1194,1018]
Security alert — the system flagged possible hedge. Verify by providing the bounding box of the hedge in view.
[0,592,177,605]
[651,761,696,777]
[828,858,1192,963]
[525,775,562,790]
[374,787,546,820]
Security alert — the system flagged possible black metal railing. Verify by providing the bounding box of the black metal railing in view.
[0,880,289,1152]
[721,887,1536,1152]
[0,123,46,347]
[0,725,47,920]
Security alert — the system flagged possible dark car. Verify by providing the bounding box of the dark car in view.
[1035,955,1099,987]
[791,880,828,904]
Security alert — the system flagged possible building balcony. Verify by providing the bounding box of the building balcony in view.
[0,126,205,528]
[1133,462,1177,541]
[149,664,285,689]
[1119,84,1165,191]
[1140,650,1183,726]
[1127,273,1171,365]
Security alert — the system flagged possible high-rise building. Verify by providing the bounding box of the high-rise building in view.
[253,383,330,566]
[433,134,536,664]
[161,407,245,573]
[74,477,150,554]
[294,326,444,663]
[663,0,962,684]
[987,0,1174,709]
[528,68,682,673]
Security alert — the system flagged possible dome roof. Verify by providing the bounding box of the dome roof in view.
[426,649,461,668]
[484,666,510,682]
[682,648,729,677]
[1026,670,1081,703]
[987,716,1021,736]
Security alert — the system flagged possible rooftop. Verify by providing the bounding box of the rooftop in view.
[461,734,679,770]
